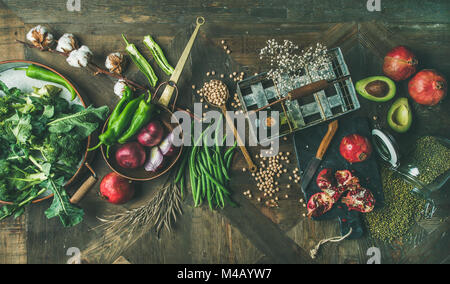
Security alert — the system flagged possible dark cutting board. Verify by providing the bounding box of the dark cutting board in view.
[293,117,384,239]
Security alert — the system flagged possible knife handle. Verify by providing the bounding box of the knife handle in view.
[316,120,339,160]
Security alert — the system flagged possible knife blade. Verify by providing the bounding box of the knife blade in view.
[300,120,339,195]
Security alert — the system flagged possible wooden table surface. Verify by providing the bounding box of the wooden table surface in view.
[0,0,449,264]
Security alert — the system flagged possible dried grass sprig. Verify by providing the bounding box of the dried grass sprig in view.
[81,175,183,263]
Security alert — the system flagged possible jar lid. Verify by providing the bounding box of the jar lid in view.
[371,129,400,168]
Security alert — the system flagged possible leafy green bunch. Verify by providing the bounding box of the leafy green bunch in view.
[0,80,108,227]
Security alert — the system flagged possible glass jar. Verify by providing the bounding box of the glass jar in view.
[372,129,450,218]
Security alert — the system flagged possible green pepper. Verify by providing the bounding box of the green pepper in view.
[122,34,158,88]
[108,86,133,129]
[88,93,145,152]
[143,35,174,76]
[15,65,78,101]
[117,91,156,144]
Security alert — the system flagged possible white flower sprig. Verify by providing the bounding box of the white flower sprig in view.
[259,39,331,91]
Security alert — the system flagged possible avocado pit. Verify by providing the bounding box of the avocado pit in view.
[355,76,396,102]
[365,80,390,98]
[387,98,412,133]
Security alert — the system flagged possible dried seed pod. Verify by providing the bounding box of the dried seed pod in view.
[66,45,92,68]
[26,25,54,49]
[113,79,128,97]
[56,33,78,53]
[105,52,126,75]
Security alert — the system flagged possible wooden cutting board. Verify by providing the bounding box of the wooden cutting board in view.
[293,117,384,239]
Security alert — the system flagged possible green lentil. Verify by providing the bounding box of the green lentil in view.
[364,136,450,243]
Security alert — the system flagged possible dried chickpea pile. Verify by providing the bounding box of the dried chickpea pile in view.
[244,150,300,208]
[197,79,228,107]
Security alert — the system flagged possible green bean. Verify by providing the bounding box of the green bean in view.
[198,162,230,196]
[189,165,197,205]
[226,149,235,171]
[212,151,225,185]
[201,172,207,202]
[180,173,185,200]
[175,148,190,184]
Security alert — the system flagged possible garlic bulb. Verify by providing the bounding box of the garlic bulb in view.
[114,79,127,97]
[26,25,54,49]
[105,52,126,75]
[56,33,78,53]
[66,45,92,68]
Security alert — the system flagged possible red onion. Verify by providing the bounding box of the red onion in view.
[144,146,164,172]
[137,121,164,147]
[159,131,177,156]
[115,142,146,169]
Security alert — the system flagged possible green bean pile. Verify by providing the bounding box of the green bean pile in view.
[187,119,237,209]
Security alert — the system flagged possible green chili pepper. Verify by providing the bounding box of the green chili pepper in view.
[122,34,158,87]
[15,65,77,101]
[107,86,133,129]
[117,91,156,144]
[88,93,145,152]
[143,35,174,76]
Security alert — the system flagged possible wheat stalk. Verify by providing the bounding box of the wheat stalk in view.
[81,174,183,263]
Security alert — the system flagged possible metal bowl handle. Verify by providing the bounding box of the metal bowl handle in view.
[70,162,98,204]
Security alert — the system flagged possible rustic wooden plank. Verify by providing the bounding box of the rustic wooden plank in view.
[0,3,27,265]
[0,215,27,264]
[3,0,450,24]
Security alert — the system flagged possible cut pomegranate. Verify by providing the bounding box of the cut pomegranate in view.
[322,186,347,203]
[341,187,376,213]
[316,168,334,190]
[307,192,334,218]
[335,170,360,190]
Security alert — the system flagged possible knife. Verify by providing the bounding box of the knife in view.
[300,120,339,196]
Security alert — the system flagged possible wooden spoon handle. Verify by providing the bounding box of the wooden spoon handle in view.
[221,106,257,173]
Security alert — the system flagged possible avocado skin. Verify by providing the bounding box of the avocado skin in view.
[387,98,413,133]
[355,76,396,102]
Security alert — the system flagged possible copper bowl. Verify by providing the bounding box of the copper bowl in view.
[0,60,92,204]
[100,103,183,181]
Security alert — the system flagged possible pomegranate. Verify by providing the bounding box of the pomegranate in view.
[408,69,447,106]
[307,192,334,218]
[335,170,360,190]
[316,168,334,190]
[137,121,164,147]
[341,187,375,213]
[100,172,134,204]
[339,134,372,164]
[383,46,418,81]
[115,142,146,169]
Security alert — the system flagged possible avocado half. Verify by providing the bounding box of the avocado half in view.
[387,98,413,133]
[355,76,396,102]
